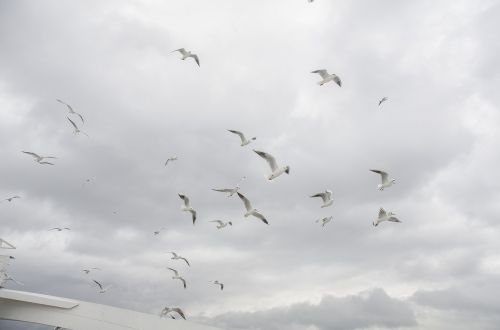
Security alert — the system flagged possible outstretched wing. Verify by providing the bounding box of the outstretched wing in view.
[190,54,200,66]
[190,209,197,225]
[180,257,190,267]
[178,194,190,207]
[253,150,278,172]
[173,48,187,55]
[210,220,224,226]
[212,188,233,193]
[310,192,328,203]
[67,117,78,130]
[388,216,401,223]
[378,208,387,218]
[252,211,269,225]
[167,267,179,276]
[92,279,103,290]
[172,307,186,319]
[237,192,252,211]
[312,69,329,79]
[370,169,388,184]
[228,130,246,143]
[332,74,342,87]
[22,151,40,159]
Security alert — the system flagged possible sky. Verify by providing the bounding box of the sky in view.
[1,0,500,329]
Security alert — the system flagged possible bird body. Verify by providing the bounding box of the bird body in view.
[373,208,401,226]
[370,169,395,190]
[237,192,268,224]
[178,194,197,225]
[210,220,232,229]
[2,196,20,203]
[253,150,290,180]
[172,48,200,66]
[316,216,333,227]
[160,307,186,320]
[228,130,256,146]
[168,252,190,266]
[212,176,246,197]
[310,190,333,208]
[167,267,187,288]
[312,69,341,87]
[213,280,224,290]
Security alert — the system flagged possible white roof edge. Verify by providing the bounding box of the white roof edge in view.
[0,289,79,309]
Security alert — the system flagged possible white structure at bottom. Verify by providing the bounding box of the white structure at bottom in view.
[0,238,224,330]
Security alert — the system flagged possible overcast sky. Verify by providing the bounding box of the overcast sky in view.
[1,0,500,329]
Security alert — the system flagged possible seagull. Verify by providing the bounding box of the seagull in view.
[1,274,24,287]
[178,194,197,225]
[22,151,57,165]
[49,227,70,231]
[316,216,333,227]
[370,169,396,191]
[92,279,112,293]
[165,156,178,166]
[168,252,190,266]
[167,268,187,289]
[154,227,166,235]
[67,117,89,137]
[81,178,92,187]
[310,190,333,208]
[160,307,186,320]
[212,176,246,197]
[311,69,341,87]
[212,280,224,291]
[254,150,290,180]
[227,130,256,146]
[56,99,85,123]
[237,192,268,224]
[2,196,20,203]
[373,208,401,227]
[378,97,388,106]
[172,48,200,66]
[82,267,101,274]
[210,220,232,229]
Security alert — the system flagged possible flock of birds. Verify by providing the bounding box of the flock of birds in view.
[0,1,403,326]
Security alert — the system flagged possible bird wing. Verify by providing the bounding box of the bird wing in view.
[212,188,233,193]
[228,130,246,143]
[388,216,401,223]
[56,99,73,112]
[22,151,40,159]
[167,267,179,276]
[378,208,387,218]
[49,228,60,231]
[252,211,269,224]
[312,69,329,79]
[332,74,342,87]
[178,194,190,207]
[237,192,252,211]
[179,277,187,288]
[92,280,103,290]
[169,252,178,258]
[173,308,186,319]
[173,48,187,55]
[67,117,78,130]
[210,220,224,225]
[75,112,85,123]
[191,54,200,66]
[310,192,327,203]
[180,257,190,266]
[253,150,278,172]
[39,162,55,165]
[370,169,388,183]
[190,209,197,225]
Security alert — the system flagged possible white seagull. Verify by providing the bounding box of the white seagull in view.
[373,208,401,227]
[378,97,388,106]
[312,69,341,87]
[370,169,396,191]
[56,99,85,123]
[165,156,178,166]
[22,151,57,165]
[82,267,101,274]
[178,194,197,225]
[227,130,256,146]
[168,252,190,267]
[212,176,246,197]
[212,280,224,291]
[316,216,333,227]
[237,192,268,224]
[92,280,112,293]
[210,220,232,229]
[310,190,333,208]
[67,117,89,137]
[172,48,200,66]
[2,196,20,203]
[253,150,290,180]
[154,227,166,235]
[167,268,187,289]
[160,307,186,320]
[49,227,70,231]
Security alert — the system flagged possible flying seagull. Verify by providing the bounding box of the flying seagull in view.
[172,48,200,66]
[160,307,186,320]
[22,151,57,165]
[378,97,388,106]
[2,196,20,203]
[154,227,166,235]
[227,130,256,146]
[49,227,70,231]
[92,279,112,293]
[310,190,333,208]
[316,216,333,227]
[165,156,178,166]
[67,117,89,137]
[312,69,341,87]
[253,150,290,180]
[210,220,232,229]
[373,208,401,227]
[83,268,101,274]
[178,194,197,225]
[212,280,224,291]
[56,99,84,123]
[237,192,268,224]
[167,267,187,289]
[212,176,246,197]
[370,169,396,191]
[168,252,190,266]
